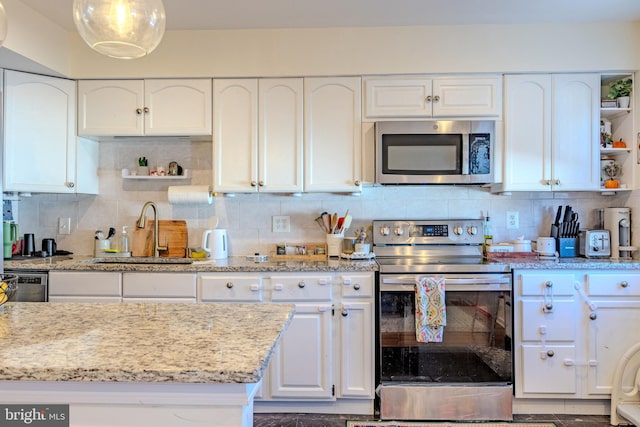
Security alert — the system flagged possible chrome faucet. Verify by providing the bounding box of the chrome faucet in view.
[136,201,167,257]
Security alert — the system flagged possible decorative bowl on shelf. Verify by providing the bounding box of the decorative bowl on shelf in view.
[0,274,18,306]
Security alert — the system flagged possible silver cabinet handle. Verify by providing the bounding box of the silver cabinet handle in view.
[353,283,361,291]
[258,181,264,187]
[433,95,440,102]
[341,309,348,317]
[545,281,553,288]
[425,95,432,102]
[298,281,305,288]
[136,108,142,115]
[354,180,361,186]
[547,350,555,357]
[544,303,553,311]
[226,282,233,289]
[621,281,629,288]
[250,181,257,187]
[590,312,597,320]
[555,179,561,185]
[143,107,149,113]
[66,182,75,188]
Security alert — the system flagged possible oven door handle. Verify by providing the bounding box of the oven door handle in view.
[380,277,511,292]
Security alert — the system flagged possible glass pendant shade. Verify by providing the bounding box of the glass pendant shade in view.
[72,0,166,59]
[0,1,8,47]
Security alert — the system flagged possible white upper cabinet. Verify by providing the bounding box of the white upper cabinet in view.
[304,77,363,193]
[212,78,303,194]
[499,73,600,192]
[4,70,98,194]
[363,75,502,120]
[77,79,212,136]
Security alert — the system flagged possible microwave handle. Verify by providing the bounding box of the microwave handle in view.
[462,134,470,175]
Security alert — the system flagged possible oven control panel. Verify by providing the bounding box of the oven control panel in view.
[373,219,484,245]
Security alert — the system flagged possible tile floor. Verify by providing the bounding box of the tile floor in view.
[253,413,613,427]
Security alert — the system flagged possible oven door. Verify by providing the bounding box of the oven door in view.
[378,273,513,420]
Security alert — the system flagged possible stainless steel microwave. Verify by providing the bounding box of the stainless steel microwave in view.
[375,120,495,185]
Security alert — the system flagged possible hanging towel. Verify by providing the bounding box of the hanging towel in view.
[415,276,446,343]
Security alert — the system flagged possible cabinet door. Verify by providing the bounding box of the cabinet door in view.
[502,74,552,191]
[77,80,144,136]
[551,73,600,191]
[304,77,362,193]
[338,301,373,398]
[213,79,258,193]
[144,79,212,136]
[432,77,501,118]
[586,300,640,396]
[363,78,432,119]
[258,78,304,193]
[269,303,334,399]
[4,71,77,193]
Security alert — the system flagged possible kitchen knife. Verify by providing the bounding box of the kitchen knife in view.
[551,205,562,238]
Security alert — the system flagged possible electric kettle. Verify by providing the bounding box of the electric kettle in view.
[202,229,228,259]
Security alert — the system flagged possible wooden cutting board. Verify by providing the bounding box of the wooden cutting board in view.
[131,220,188,258]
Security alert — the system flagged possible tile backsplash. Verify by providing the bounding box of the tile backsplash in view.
[10,139,639,257]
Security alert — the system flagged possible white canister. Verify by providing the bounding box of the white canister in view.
[512,240,532,252]
[536,237,556,255]
[202,229,228,259]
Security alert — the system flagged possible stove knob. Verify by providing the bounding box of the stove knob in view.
[467,226,478,235]
[453,226,463,235]
[394,227,404,236]
[380,226,390,236]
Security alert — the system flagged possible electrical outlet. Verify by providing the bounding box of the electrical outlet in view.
[506,211,519,229]
[272,215,291,233]
[58,217,71,235]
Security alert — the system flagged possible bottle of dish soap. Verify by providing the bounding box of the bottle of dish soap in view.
[119,226,130,255]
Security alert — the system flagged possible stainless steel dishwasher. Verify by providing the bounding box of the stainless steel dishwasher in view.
[4,270,48,302]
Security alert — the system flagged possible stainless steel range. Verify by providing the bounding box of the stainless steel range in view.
[373,219,513,421]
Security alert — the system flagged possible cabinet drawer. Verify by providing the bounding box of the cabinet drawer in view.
[520,299,576,341]
[49,271,122,296]
[587,273,640,296]
[123,273,196,298]
[339,273,374,298]
[199,274,263,302]
[269,274,332,301]
[519,344,577,395]
[518,272,575,296]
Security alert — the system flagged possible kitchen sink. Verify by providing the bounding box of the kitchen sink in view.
[92,257,193,264]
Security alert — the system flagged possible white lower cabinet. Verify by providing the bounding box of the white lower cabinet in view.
[122,272,197,303]
[337,274,374,398]
[198,271,375,407]
[48,271,122,302]
[514,269,640,400]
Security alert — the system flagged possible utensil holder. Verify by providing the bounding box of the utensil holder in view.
[557,237,578,258]
[326,233,344,258]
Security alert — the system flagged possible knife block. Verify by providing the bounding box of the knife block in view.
[557,237,578,257]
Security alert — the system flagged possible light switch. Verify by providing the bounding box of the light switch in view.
[58,217,71,235]
[272,216,291,233]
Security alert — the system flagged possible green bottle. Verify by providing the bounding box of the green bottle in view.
[483,216,493,255]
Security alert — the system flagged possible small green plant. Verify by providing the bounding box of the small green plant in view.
[607,78,633,99]
[138,157,148,166]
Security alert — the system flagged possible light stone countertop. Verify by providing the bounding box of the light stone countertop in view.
[0,302,294,383]
[5,255,640,273]
[4,255,379,272]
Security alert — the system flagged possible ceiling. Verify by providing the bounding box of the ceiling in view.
[17,0,640,32]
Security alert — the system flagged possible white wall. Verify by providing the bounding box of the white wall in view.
[67,23,640,78]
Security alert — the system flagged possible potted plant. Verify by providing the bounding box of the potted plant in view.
[137,156,149,176]
[607,77,633,108]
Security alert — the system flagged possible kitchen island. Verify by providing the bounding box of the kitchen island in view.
[0,302,294,427]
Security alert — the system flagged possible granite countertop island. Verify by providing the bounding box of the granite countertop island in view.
[0,302,295,427]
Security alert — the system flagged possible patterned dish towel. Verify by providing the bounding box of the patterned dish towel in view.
[415,277,446,343]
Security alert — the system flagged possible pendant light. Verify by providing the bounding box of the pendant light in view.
[72,0,166,59]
